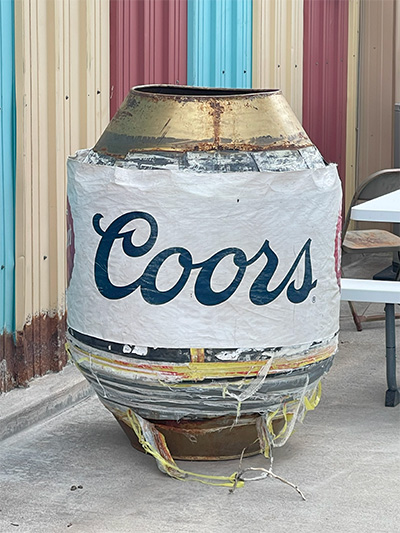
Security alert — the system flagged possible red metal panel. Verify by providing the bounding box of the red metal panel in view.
[303,0,349,187]
[110,0,187,117]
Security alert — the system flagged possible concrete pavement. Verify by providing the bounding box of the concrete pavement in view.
[0,364,92,442]
[0,254,399,532]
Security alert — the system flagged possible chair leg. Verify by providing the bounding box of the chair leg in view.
[348,301,363,331]
[395,253,400,281]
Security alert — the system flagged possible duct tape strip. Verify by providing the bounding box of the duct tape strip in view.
[68,339,323,487]
[257,380,322,458]
[67,340,329,420]
[121,380,322,488]
[66,334,336,383]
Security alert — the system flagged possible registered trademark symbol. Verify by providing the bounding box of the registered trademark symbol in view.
[312,296,316,303]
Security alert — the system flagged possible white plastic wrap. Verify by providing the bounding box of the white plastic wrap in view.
[67,149,342,350]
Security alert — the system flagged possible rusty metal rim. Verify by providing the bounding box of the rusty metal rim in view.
[94,84,311,156]
[114,413,286,461]
[116,416,269,461]
[132,84,281,99]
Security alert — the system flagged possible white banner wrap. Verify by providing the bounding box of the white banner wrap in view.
[67,151,342,348]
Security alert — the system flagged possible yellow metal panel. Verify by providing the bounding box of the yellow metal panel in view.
[345,0,360,214]
[252,0,304,121]
[15,0,32,329]
[357,0,395,186]
[15,0,110,330]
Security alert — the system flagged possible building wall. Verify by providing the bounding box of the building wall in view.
[187,0,252,87]
[356,0,396,186]
[3,0,399,392]
[252,0,304,121]
[344,0,360,213]
[0,0,16,391]
[4,0,110,392]
[303,0,349,188]
[110,0,187,117]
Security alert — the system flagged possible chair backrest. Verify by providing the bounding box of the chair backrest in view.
[342,169,400,237]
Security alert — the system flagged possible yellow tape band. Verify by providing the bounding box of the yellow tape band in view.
[68,342,334,383]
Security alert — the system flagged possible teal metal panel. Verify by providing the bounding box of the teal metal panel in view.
[0,0,15,334]
[187,0,252,88]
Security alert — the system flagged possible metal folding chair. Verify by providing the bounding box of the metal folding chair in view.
[342,169,400,331]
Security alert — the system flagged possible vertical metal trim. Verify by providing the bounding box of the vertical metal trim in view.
[345,0,360,214]
[187,0,252,88]
[252,0,304,121]
[0,0,15,334]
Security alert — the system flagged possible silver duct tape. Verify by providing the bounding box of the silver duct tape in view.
[81,145,325,173]
[68,327,338,364]
[68,337,333,420]
[81,370,327,421]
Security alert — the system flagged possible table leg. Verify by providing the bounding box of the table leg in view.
[384,303,400,407]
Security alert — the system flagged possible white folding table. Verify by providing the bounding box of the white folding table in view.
[351,189,400,223]
[347,190,400,406]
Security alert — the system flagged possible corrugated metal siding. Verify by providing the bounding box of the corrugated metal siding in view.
[344,0,360,213]
[357,0,395,185]
[0,0,15,335]
[396,0,400,103]
[12,0,109,389]
[187,0,252,87]
[303,0,349,187]
[110,0,187,117]
[252,0,304,121]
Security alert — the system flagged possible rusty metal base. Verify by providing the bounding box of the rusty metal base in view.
[116,414,283,461]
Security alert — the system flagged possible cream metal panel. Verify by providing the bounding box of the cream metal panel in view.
[357,0,395,186]
[395,0,400,103]
[15,0,109,330]
[252,0,303,121]
[345,0,360,214]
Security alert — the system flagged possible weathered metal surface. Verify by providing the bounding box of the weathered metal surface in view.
[343,229,400,253]
[0,313,67,393]
[303,0,349,184]
[110,0,187,118]
[0,333,16,393]
[14,314,67,383]
[187,0,252,88]
[94,85,312,157]
[117,414,268,460]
